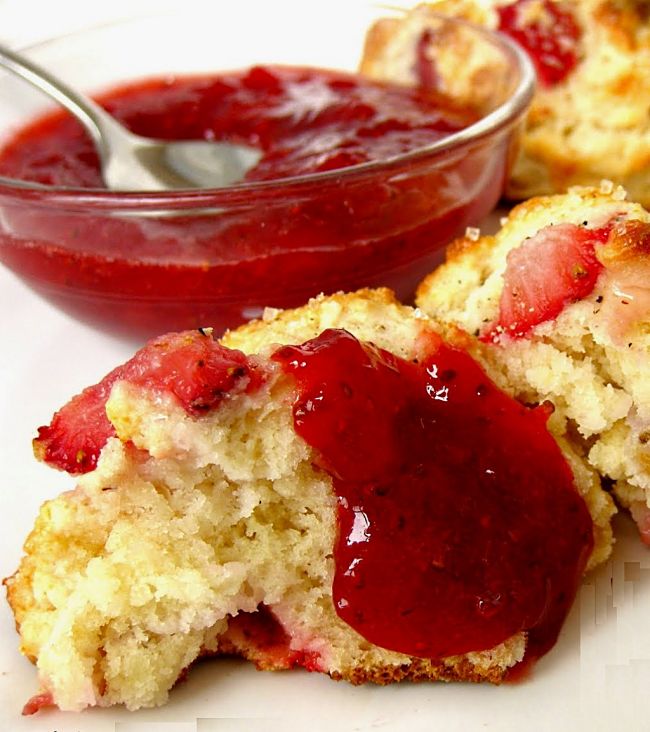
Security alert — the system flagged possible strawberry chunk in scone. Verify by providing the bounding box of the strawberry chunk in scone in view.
[34,329,263,474]
[483,221,611,341]
[496,0,582,87]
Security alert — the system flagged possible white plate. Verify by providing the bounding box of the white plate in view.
[1,2,650,730]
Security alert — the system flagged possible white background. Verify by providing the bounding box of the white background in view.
[1,2,649,730]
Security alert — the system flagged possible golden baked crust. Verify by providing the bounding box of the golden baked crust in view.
[223,288,429,356]
[331,656,507,685]
[215,604,522,686]
[417,185,650,551]
[361,1,650,206]
[361,3,513,117]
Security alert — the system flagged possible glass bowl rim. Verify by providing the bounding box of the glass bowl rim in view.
[0,9,536,210]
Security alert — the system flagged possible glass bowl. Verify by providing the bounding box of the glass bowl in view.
[0,4,534,340]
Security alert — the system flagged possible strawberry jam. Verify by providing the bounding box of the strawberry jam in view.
[497,0,581,87]
[0,66,472,186]
[0,66,497,338]
[274,329,593,662]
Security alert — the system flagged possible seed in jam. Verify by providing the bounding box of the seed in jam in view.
[273,329,593,662]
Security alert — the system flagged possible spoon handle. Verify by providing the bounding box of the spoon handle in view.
[0,41,123,159]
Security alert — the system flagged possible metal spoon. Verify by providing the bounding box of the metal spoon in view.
[0,42,262,191]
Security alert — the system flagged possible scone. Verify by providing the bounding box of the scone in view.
[5,289,606,713]
[417,184,650,545]
[361,1,650,206]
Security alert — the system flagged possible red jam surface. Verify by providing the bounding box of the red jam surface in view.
[497,0,581,87]
[0,66,473,185]
[35,329,260,474]
[484,222,612,342]
[0,66,499,338]
[274,329,593,661]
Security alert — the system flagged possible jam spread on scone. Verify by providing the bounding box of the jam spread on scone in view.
[415,186,650,556]
[31,326,593,666]
[274,329,593,661]
[9,289,608,712]
[496,0,581,86]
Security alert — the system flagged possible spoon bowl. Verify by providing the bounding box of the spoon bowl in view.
[0,41,262,191]
[101,130,263,191]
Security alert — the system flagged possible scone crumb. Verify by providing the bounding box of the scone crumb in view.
[262,307,282,322]
[519,0,551,26]
[599,179,614,195]
[612,186,627,202]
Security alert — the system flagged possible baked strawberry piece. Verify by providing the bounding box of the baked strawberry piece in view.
[484,221,611,340]
[496,0,581,87]
[34,330,260,474]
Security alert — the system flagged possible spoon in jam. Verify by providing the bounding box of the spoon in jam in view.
[0,43,263,191]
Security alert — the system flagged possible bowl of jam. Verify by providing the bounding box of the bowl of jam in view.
[0,4,534,340]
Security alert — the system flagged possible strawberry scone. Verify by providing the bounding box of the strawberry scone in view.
[361,1,650,206]
[6,290,606,712]
[417,185,650,545]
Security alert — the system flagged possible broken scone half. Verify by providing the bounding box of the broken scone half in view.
[6,289,608,713]
[418,184,650,546]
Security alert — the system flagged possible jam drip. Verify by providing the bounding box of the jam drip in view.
[274,329,593,661]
